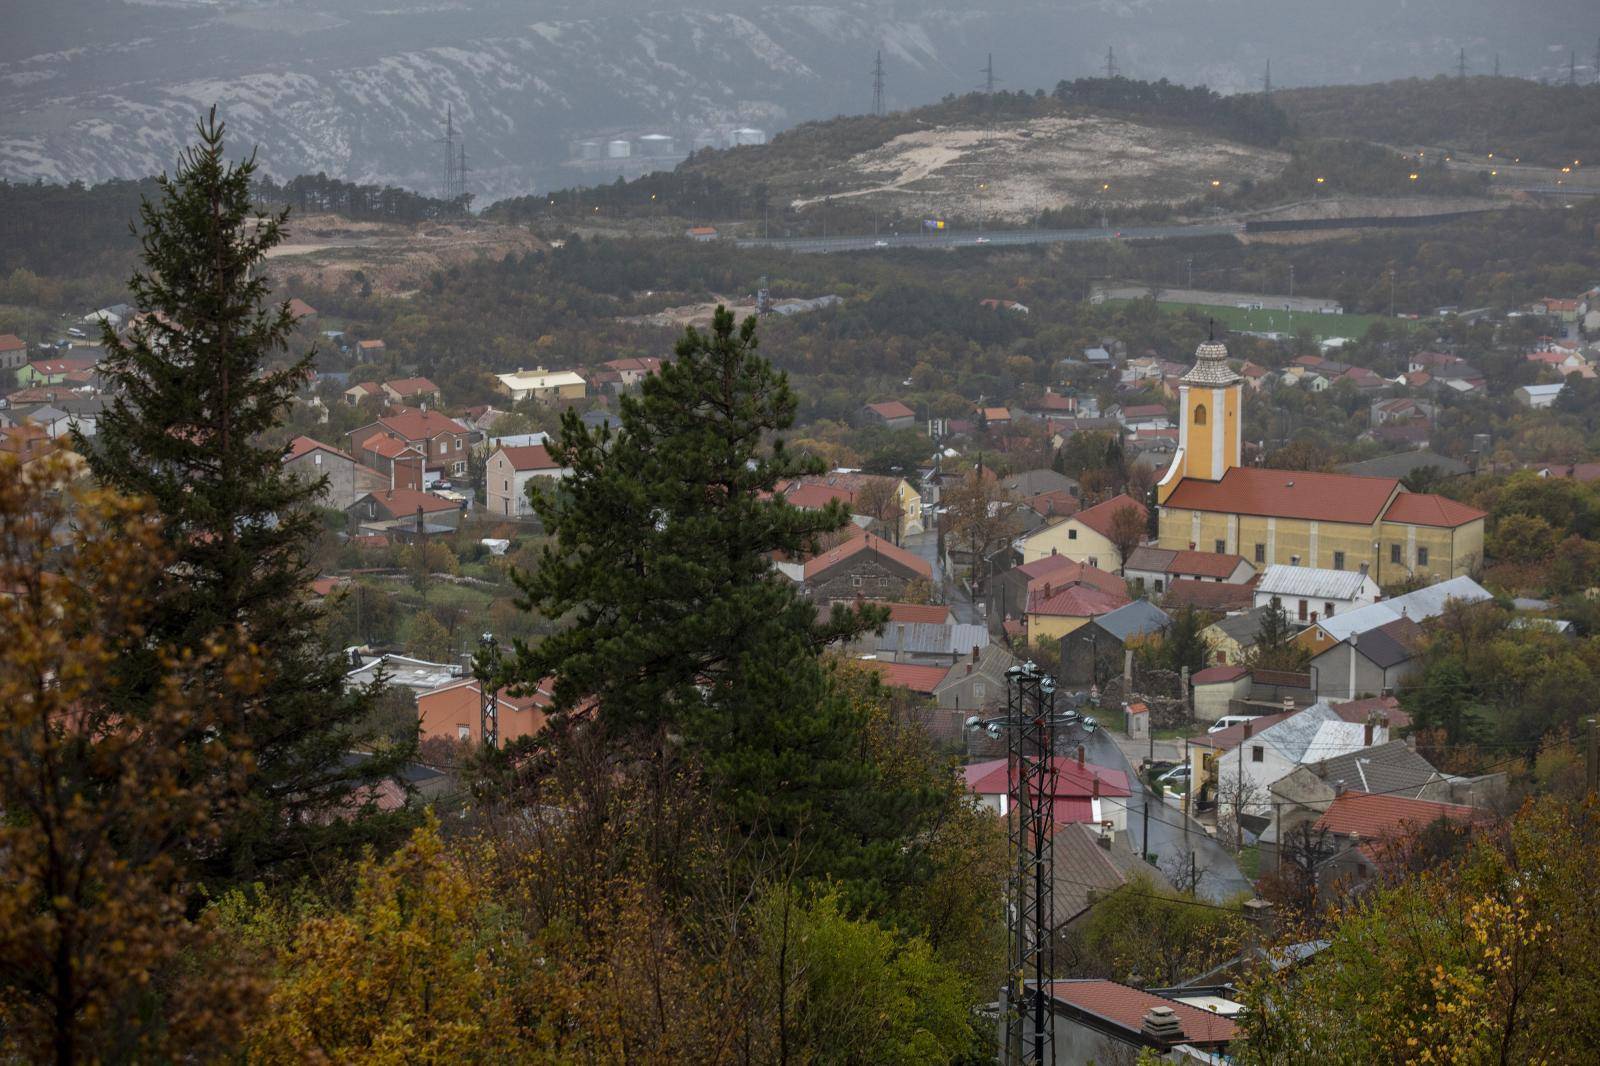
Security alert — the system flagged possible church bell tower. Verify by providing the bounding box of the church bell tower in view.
[1156,336,1242,504]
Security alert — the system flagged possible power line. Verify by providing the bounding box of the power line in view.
[1457,48,1468,80]
[980,52,1000,96]
[1105,46,1120,80]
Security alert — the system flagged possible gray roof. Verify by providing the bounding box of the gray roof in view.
[1002,468,1079,497]
[344,653,465,693]
[935,642,1017,693]
[1092,599,1173,642]
[877,622,990,657]
[1207,604,1273,644]
[1051,823,1172,925]
[1257,564,1373,602]
[1254,701,1346,763]
[1123,546,1177,572]
[1336,449,1470,479]
[1313,576,1491,642]
[1309,740,1442,798]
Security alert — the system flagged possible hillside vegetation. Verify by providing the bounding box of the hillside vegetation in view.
[1275,77,1600,165]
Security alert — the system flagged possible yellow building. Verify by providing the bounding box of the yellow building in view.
[1024,582,1132,641]
[496,367,587,403]
[1018,492,1148,568]
[1154,340,1486,585]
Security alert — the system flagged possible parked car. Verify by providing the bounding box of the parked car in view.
[1208,714,1261,734]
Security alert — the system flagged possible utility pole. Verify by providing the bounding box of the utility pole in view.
[872,49,886,117]
[1457,47,1468,80]
[1105,46,1119,80]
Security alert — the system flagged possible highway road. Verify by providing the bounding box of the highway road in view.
[734,222,1244,255]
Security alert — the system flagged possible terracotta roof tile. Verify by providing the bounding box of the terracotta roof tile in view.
[1315,791,1488,839]
[1162,579,1255,612]
[1027,583,1130,618]
[855,660,948,694]
[1046,980,1238,1046]
[497,444,560,471]
[1382,492,1486,528]
[365,490,460,515]
[1192,665,1249,685]
[377,408,467,441]
[801,531,931,581]
[1166,467,1400,525]
[0,334,26,352]
[285,435,357,464]
[1072,493,1149,538]
[866,400,915,419]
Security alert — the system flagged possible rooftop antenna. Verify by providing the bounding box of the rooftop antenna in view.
[1261,58,1272,96]
[1105,45,1120,80]
[872,49,886,117]
[1457,47,1468,80]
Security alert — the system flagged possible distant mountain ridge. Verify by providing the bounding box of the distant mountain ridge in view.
[1,0,1591,203]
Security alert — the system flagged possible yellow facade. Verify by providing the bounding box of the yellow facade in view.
[1376,520,1485,585]
[894,480,925,539]
[1157,340,1244,505]
[1019,520,1118,568]
[1025,612,1095,642]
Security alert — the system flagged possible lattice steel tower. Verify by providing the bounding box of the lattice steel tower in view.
[969,662,1083,1065]
[872,50,886,116]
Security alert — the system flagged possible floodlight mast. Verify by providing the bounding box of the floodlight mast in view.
[969,661,1079,1065]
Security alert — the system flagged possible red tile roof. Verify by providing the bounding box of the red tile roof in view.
[866,400,915,420]
[0,334,25,352]
[1022,557,1126,597]
[982,406,1011,421]
[350,380,382,395]
[1315,791,1488,840]
[1046,980,1238,1047]
[285,435,358,464]
[287,297,318,319]
[1191,665,1249,685]
[1166,467,1401,525]
[1027,583,1130,619]
[801,531,931,581]
[1164,549,1250,579]
[781,482,857,510]
[1162,579,1255,612]
[885,602,953,625]
[27,357,97,375]
[497,444,560,471]
[1024,489,1080,518]
[1334,695,1411,732]
[384,376,438,397]
[1072,493,1149,538]
[856,660,949,694]
[1382,492,1486,528]
[360,433,423,460]
[357,339,385,350]
[964,756,1131,799]
[365,489,460,515]
[1121,403,1169,418]
[605,356,663,374]
[1537,462,1600,483]
[377,408,467,441]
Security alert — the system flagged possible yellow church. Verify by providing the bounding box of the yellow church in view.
[1154,339,1486,586]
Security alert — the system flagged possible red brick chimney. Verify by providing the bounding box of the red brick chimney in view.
[971,645,980,663]
[1077,744,1086,769]
[1243,719,1254,739]
[1363,720,1375,746]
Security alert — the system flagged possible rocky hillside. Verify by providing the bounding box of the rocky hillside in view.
[2,0,1592,203]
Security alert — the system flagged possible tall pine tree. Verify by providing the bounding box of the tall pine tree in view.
[83,110,414,881]
[507,308,939,902]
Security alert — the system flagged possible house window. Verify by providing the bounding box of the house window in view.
[455,439,462,451]
[1068,528,1078,540]
[503,480,509,492]
[1255,543,1265,564]
[1332,551,1344,570]
[974,682,987,700]
[1214,539,1226,554]
[1391,543,1402,564]
[1417,546,1429,567]
[1325,602,1335,617]
[314,452,322,466]
[437,440,447,455]
[1297,599,1308,621]
[1251,745,1263,763]
[1154,579,1164,592]
[457,725,471,740]
[852,575,863,587]
[367,502,376,518]
[1087,557,1098,569]
[878,577,890,588]
[1193,404,1208,426]
[1134,577,1146,590]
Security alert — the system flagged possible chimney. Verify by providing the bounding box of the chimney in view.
[1050,546,1057,556]
[1363,720,1375,746]
[972,645,980,663]
[1077,744,1086,769]
[1243,719,1254,739]
[1140,1006,1185,1047]
[1043,582,1052,600]
[1282,696,1295,712]
[966,664,973,676]
[1359,561,1369,577]
[1334,780,1346,797]
[1096,832,1112,850]
[1093,776,1101,799]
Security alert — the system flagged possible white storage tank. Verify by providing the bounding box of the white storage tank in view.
[637,133,675,157]
[576,139,601,160]
[606,139,633,158]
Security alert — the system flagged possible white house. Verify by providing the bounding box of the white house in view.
[1253,564,1380,625]
[485,444,570,517]
[1198,701,1389,819]
[495,368,587,403]
[1514,383,1565,409]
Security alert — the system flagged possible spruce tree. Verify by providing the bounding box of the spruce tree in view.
[507,308,936,899]
[83,110,413,881]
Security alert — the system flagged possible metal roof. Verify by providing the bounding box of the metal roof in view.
[1092,599,1172,642]
[1256,564,1373,602]
[1311,576,1491,642]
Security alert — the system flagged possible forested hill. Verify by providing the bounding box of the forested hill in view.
[1274,77,1600,165]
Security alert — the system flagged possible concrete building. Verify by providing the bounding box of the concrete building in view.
[1018,493,1148,569]
[1253,564,1381,625]
[282,435,388,510]
[797,530,932,606]
[1307,616,1425,699]
[418,677,553,748]
[1123,545,1254,594]
[1056,600,1172,688]
[485,443,569,517]
[495,368,587,403]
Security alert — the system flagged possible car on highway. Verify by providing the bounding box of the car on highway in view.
[974,236,990,244]
[873,240,888,247]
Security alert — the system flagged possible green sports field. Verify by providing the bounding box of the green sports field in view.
[1103,299,1412,341]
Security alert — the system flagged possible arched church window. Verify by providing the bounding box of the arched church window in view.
[1193,404,1208,426]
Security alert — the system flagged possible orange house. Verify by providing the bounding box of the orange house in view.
[417,677,553,748]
